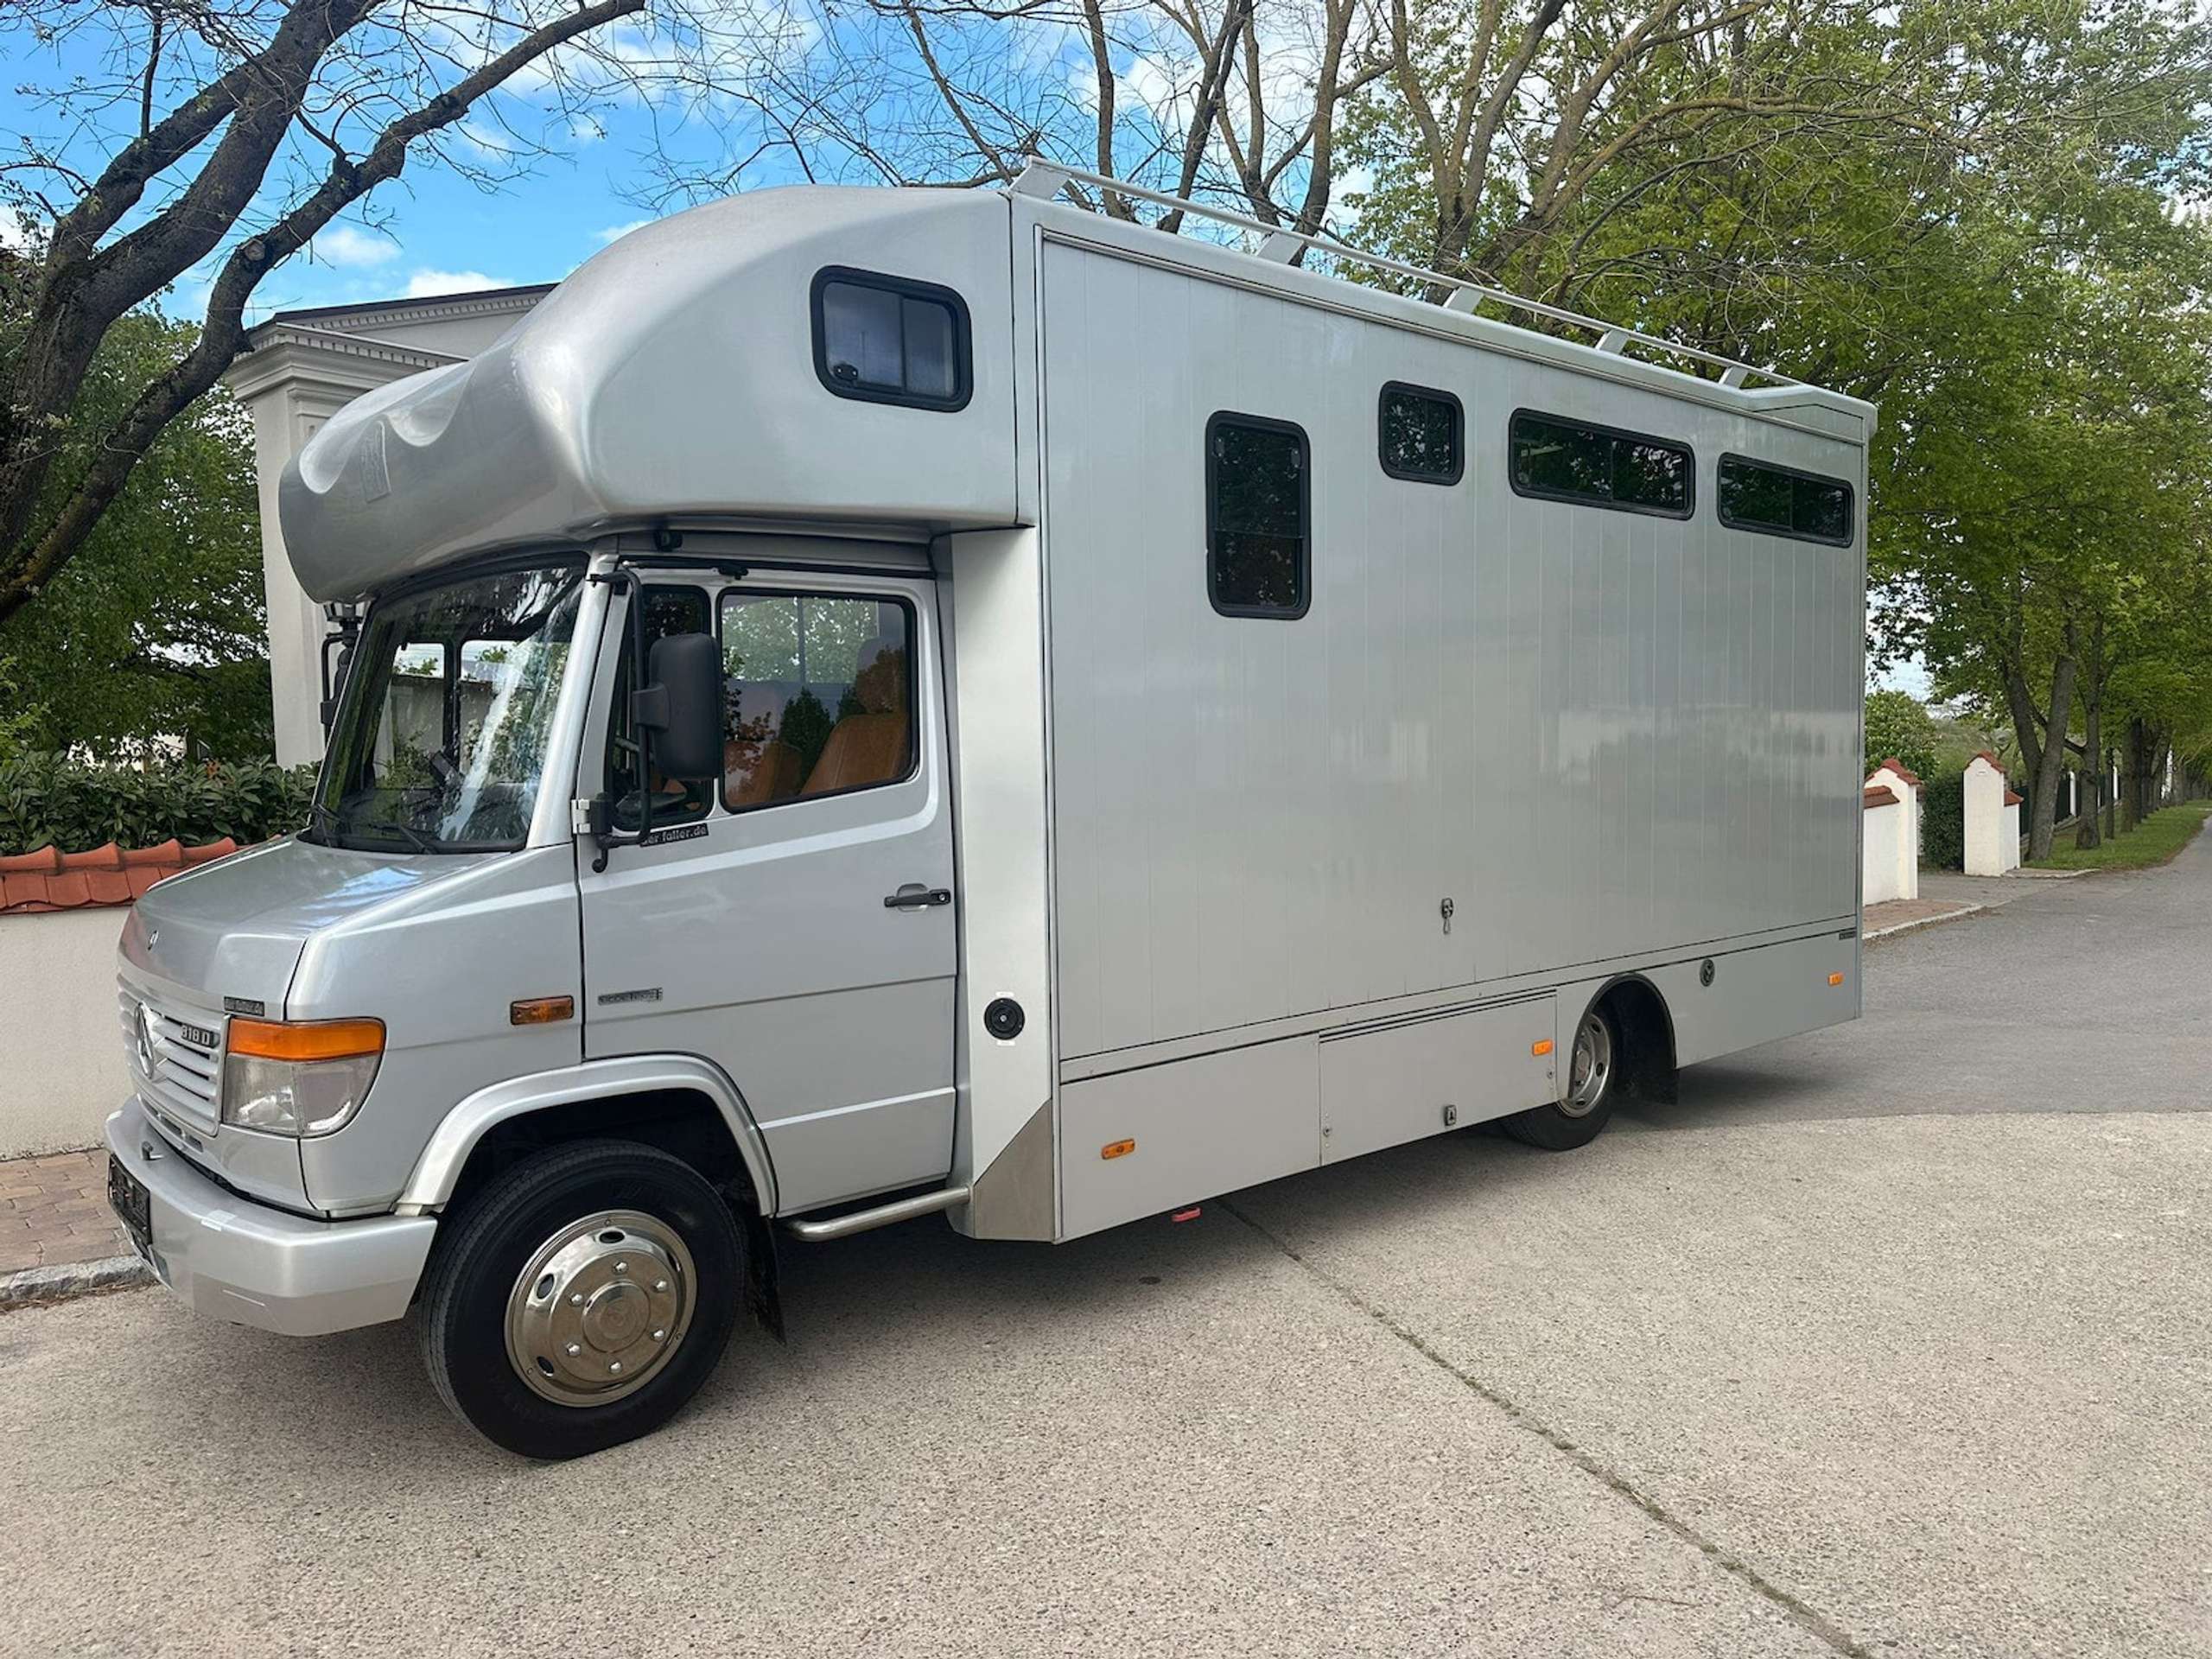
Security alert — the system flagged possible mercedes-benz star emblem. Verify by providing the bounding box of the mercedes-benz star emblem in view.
[133,1002,159,1077]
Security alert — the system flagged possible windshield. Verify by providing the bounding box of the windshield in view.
[311,563,586,854]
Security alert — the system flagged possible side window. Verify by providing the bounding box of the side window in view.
[1378,383,1463,485]
[606,585,713,832]
[1207,412,1310,620]
[721,592,915,810]
[1717,454,1854,544]
[811,267,971,411]
[1509,411,1693,518]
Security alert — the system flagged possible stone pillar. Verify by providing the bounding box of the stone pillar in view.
[1962,752,2018,875]
[1866,759,1922,899]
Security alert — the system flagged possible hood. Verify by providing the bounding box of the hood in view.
[119,836,493,1018]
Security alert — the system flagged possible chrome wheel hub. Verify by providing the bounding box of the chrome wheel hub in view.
[1561,1012,1613,1119]
[505,1210,696,1408]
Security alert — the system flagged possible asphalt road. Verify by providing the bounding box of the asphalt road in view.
[5,825,2209,1658]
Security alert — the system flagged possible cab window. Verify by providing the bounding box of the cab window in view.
[720,592,915,810]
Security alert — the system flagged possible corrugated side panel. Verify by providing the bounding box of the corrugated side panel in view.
[1039,238,1862,1063]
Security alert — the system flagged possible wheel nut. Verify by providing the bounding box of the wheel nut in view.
[614,1261,628,1274]
[565,1342,581,1356]
[654,1280,669,1294]
[608,1361,622,1374]
[652,1328,665,1342]
[569,1292,583,1306]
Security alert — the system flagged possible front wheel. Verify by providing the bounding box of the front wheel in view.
[417,1139,743,1459]
[1502,1004,1620,1150]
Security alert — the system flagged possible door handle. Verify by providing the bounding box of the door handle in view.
[884,885,952,910]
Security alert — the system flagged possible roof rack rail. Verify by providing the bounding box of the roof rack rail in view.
[1009,157,1806,395]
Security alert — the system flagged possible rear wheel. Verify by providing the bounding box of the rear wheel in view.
[417,1139,743,1459]
[1503,1003,1620,1150]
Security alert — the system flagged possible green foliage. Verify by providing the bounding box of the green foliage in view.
[1921,770,1967,872]
[1864,690,1942,785]
[2028,800,2212,871]
[0,752,317,857]
[0,296,270,763]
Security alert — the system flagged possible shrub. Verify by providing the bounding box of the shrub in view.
[1864,689,1942,784]
[0,752,318,857]
[1921,768,1966,870]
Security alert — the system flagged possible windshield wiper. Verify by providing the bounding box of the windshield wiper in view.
[347,817,438,855]
[302,802,340,846]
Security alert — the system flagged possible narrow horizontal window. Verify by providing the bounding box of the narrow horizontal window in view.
[810,267,971,412]
[1717,454,1854,544]
[1379,383,1463,485]
[1207,413,1310,619]
[1509,410,1693,518]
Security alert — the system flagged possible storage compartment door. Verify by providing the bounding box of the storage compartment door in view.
[1319,995,1558,1163]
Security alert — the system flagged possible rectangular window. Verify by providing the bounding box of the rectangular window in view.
[720,592,916,810]
[1379,383,1463,485]
[1208,413,1310,619]
[1717,454,1854,544]
[811,267,971,411]
[1509,410,1693,518]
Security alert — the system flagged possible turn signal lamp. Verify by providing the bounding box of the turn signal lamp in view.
[1828,973,1846,987]
[222,1017,385,1137]
[1532,1039,1554,1057]
[1102,1138,1136,1160]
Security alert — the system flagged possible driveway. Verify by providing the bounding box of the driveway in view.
[5,827,2209,1657]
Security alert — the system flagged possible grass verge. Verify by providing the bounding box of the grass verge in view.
[2027,799,2212,872]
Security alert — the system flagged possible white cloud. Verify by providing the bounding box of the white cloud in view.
[308,224,399,268]
[404,269,518,298]
[594,219,652,245]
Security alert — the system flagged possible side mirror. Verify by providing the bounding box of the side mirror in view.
[633,632,723,781]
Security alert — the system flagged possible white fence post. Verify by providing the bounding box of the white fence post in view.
[1963,753,2021,875]
[1863,759,1921,904]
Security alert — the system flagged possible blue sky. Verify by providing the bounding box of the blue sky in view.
[0,11,827,321]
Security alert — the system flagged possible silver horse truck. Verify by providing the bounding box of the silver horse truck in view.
[107,164,1873,1457]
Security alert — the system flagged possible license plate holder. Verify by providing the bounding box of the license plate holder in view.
[107,1152,152,1260]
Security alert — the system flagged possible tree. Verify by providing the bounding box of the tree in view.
[0,278,269,760]
[0,0,785,630]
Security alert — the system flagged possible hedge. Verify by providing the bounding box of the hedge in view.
[1921,767,1966,871]
[0,752,318,858]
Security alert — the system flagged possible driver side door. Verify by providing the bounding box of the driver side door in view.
[576,568,958,1216]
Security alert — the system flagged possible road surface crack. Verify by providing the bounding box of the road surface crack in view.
[1219,1198,1876,1659]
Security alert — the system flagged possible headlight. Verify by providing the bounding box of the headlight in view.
[221,1018,385,1137]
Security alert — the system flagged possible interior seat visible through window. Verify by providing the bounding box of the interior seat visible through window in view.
[803,641,910,795]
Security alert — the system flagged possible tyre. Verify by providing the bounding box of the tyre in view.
[1503,1002,1620,1151]
[417,1138,743,1459]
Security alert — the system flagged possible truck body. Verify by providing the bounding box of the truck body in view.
[106,167,1872,1455]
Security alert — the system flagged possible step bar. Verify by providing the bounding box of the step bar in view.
[783,1185,972,1242]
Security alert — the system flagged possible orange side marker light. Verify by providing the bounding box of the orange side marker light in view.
[1532,1039,1554,1057]
[1102,1138,1136,1160]
[511,995,575,1026]
[1828,973,1845,987]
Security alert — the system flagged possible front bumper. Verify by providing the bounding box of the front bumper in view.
[105,1096,437,1337]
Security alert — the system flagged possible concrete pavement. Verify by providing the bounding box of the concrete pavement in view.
[3,825,2208,1656]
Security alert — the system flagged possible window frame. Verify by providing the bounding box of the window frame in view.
[1714,452,1856,546]
[715,586,922,816]
[1376,381,1465,486]
[1205,410,1313,622]
[1506,408,1695,521]
[809,265,974,413]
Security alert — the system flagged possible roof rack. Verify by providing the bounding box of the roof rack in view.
[1009,158,1806,394]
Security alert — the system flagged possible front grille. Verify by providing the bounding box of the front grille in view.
[117,983,225,1125]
